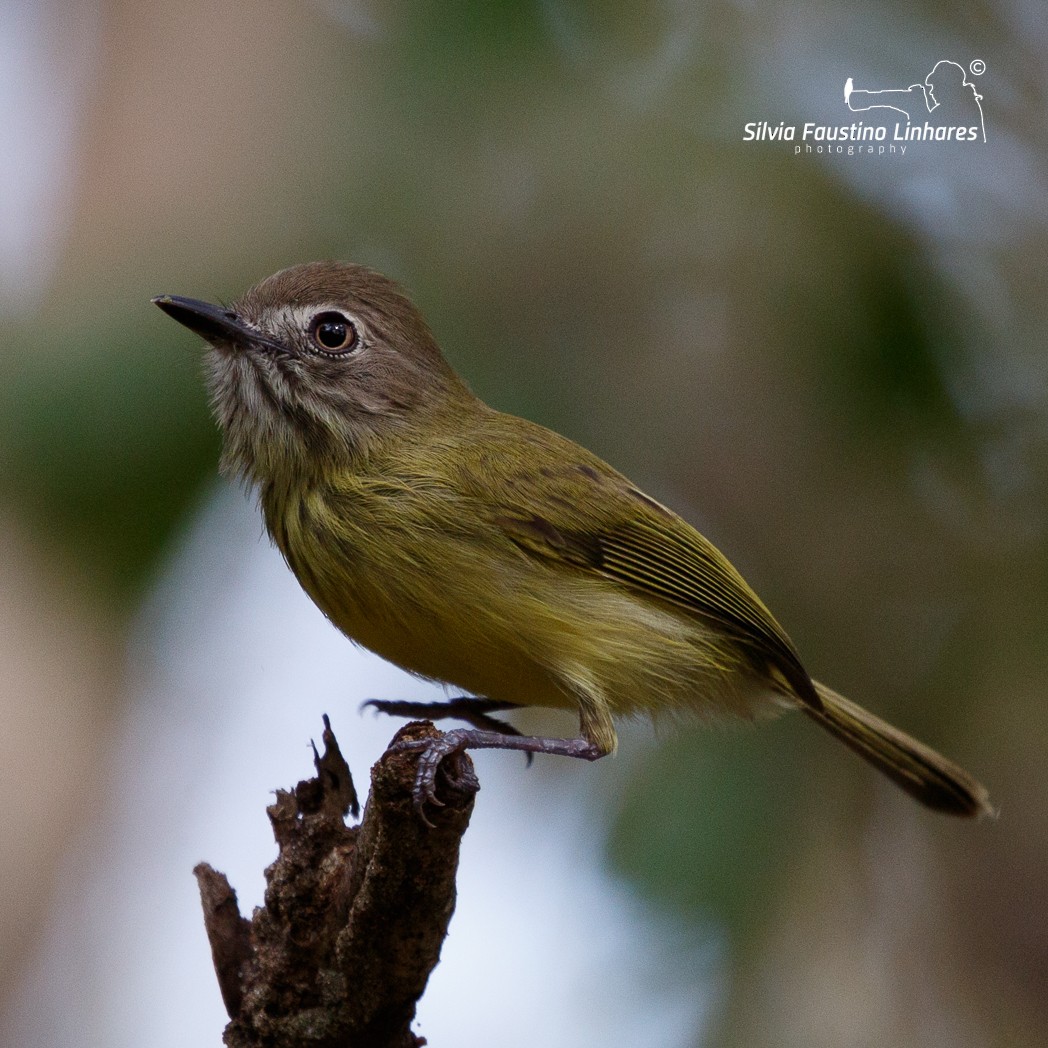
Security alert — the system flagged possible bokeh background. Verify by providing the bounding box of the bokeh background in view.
[1,1,1046,1045]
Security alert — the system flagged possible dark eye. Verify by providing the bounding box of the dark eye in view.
[309,311,358,354]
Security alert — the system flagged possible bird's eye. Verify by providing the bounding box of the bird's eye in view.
[309,311,358,354]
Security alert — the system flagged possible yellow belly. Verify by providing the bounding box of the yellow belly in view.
[265,481,764,728]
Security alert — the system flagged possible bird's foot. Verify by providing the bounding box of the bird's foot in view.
[362,696,524,735]
[390,728,605,827]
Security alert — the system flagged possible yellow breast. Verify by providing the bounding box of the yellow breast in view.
[263,475,759,727]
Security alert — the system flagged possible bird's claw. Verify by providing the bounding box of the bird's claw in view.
[390,730,473,827]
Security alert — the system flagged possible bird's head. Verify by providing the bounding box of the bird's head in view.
[154,261,468,484]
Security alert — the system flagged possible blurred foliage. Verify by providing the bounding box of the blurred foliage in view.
[610,718,815,938]
[0,316,218,604]
[802,249,971,435]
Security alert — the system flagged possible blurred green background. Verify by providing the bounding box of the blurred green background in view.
[2,1,1045,1045]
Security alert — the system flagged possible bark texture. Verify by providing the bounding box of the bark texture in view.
[195,717,478,1048]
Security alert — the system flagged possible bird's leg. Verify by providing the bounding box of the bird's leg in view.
[391,729,608,826]
[362,696,525,736]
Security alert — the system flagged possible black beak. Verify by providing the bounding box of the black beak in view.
[152,294,285,353]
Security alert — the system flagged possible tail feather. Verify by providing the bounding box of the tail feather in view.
[804,682,993,818]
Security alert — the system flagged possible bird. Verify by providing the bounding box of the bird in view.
[153,261,991,823]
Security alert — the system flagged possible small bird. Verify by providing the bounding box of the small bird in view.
[154,261,991,822]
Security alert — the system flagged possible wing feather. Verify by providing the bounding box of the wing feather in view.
[456,412,819,706]
[493,486,817,705]
[596,512,814,701]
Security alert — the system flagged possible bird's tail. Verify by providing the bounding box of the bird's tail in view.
[803,681,993,818]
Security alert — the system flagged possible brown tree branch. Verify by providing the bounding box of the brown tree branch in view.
[195,716,478,1048]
